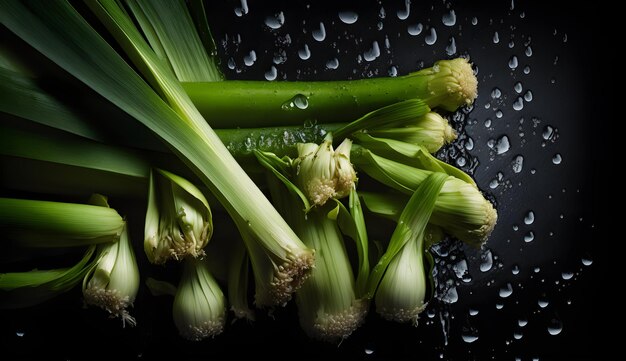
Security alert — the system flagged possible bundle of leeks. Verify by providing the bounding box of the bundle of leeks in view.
[0,0,496,343]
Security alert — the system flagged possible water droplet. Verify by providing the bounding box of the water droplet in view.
[364,348,374,355]
[524,90,533,102]
[491,87,502,99]
[465,137,474,150]
[582,258,593,266]
[484,118,492,128]
[298,44,311,60]
[523,65,531,74]
[514,82,523,93]
[425,27,437,45]
[234,0,248,17]
[513,225,519,231]
[442,285,458,304]
[312,22,326,41]
[265,12,285,29]
[511,155,524,173]
[407,23,423,35]
[552,153,562,165]
[518,319,528,327]
[453,260,470,281]
[525,45,533,57]
[397,0,411,20]
[524,231,534,243]
[561,271,574,280]
[363,41,381,61]
[469,309,479,316]
[496,135,511,155]
[495,109,503,118]
[326,57,339,70]
[471,17,478,25]
[547,318,563,335]
[509,56,519,70]
[542,125,555,140]
[243,50,257,66]
[388,65,398,77]
[513,97,524,111]
[509,40,515,48]
[480,250,493,272]
[496,303,504,310]
[493,31,500,44]
[445,36,457,56]
[16,331,24,337]
[513,330,523,340]
[524,211,535,225]
[227,57,236,70]
[281,94,309,110]
[462,333,479,343]
[512,264,520,275]
[455,156,466,167]
[538,298,549,308]
[264,65,277,81]
[338,11,358,24]
[442,10,456,26]
[499,283,514,298]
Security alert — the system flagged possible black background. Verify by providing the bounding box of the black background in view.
[1,0,601,360]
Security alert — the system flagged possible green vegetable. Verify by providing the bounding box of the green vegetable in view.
[0,196,125,248]
[80,194,139,326]
[366,173,446,299]
[144,169,213,264]
[173,258,226,341]
[0,246,96,309]
[352,148,496,246]
[182,58,478,128]
[0,0,314,306]
[268,178,367,342]
[294,136,356,207]
[227,240,254,320]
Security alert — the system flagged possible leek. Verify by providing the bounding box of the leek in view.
[268,178,367,342]
[182,58,478,128]
[144,169,213,264]
[294,137,356,207]
[0,246,96,309]
[0,1,313,306]
[173,258,226,341]
[0,197,125,248]
[352,147,497,245]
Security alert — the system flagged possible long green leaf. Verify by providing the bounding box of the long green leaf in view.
[0,245,96,308]
[127,0,222,81]
[333,99,430,140]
